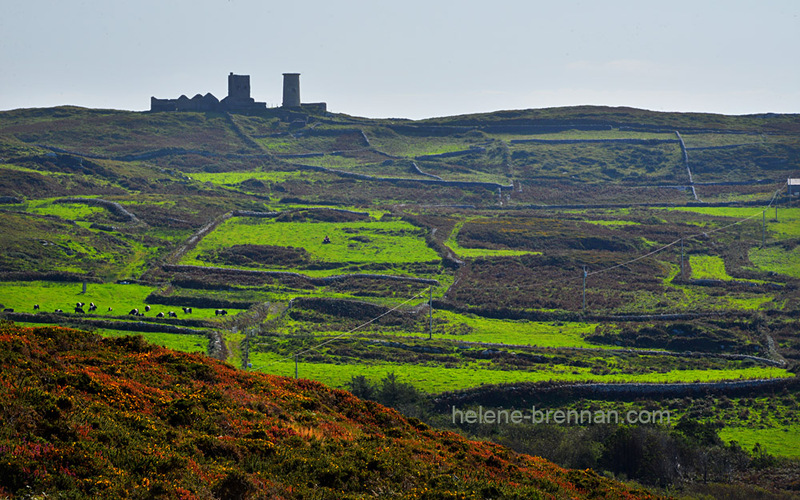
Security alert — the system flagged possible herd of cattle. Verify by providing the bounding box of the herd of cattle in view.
[10,303,231,318]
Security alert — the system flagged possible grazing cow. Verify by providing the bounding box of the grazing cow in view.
[108,307,113,312]
[88,304,97,312]
[54,309,63,313]
[128,308,139,315]
[168,311,177,318]
[145,305,151,312]
[76,302,84,308]
[156,312,165,318]
[33,304,40,310]
[138,313,145,317]
[2,308,13,313]
[182,307,192,314]
[74,306,85,314]
[215,309,228,316]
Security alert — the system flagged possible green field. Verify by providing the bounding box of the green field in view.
[719,426,800,459]
[367,135,473,157]
[183,218,440,269]
[252,352,793,394]
[189,170,306,186]
[97,329,209,354]
[0,281,242,319]
[427,310,603,348]
[26,200,106,219]
[748,245,800,278]
[690,255,734,280]
[667,206,800,238]
[0,281,154,313]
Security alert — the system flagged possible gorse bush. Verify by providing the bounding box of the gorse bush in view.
[0,322,660,499]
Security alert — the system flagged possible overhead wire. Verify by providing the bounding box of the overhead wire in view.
[257,182,790,370]
[262,287,432,366]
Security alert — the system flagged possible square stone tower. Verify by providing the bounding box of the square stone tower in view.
[228,73,251,101]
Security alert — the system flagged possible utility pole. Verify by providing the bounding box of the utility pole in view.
[429,287,433,340]
[582,266,587,313]
[680,238,685,280]
[241,329,250,371]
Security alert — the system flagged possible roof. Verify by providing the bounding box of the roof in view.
[789,179,800,185]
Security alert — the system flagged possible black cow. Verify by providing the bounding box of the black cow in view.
[182,307,192,314]
[168,311,177,318]
[145,305,151,312]
[108,307,113,312]
[156,312,164,318]
[215,309,228,316]
[54,309,63,313]
[128,308,139,315]
[74,306,85,314]
[33,304,40,310]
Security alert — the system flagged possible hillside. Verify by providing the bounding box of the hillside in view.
[0,322,659,499]
[1,104,799,496]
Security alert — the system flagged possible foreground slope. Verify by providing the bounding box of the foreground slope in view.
[0,322,659,499]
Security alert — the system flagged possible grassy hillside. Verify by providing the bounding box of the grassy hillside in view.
[1,104,799,495]
[0,323,659,499]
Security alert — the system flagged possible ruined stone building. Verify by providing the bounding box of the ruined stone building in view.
[150,73,326,114]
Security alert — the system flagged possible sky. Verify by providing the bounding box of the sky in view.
[1,0,799,119]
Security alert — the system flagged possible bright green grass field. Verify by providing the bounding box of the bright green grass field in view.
[0,281,154,314]
[416,310,603,349]
[98,329,209,354]
[719,425,800,459]
[689,255,734,280]
[689,254,768,285]
[189,170,306,186]
[183,218,440,268]
[749,246,800,278]
[250,352,793,394]
[0,281,242,319]
[26,200,105,220]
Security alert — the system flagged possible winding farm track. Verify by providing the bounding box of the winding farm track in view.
[675,131,700,201]
[166,211,233,265]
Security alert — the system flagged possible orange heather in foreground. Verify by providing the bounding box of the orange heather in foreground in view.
[0,323,661,499]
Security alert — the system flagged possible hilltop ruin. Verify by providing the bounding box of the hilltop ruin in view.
[150,73,326,114]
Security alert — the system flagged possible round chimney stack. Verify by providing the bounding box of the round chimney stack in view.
[282,73,301,108]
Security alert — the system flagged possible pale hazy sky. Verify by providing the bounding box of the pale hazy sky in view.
[2,0,798,119]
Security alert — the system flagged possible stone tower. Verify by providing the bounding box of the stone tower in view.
[228,73,251,100]
[282,73,301,108]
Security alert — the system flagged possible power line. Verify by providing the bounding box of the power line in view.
[293,289,430,358]
[587,184,784,278]
[255,185,790,368]
[261,288,433,374]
